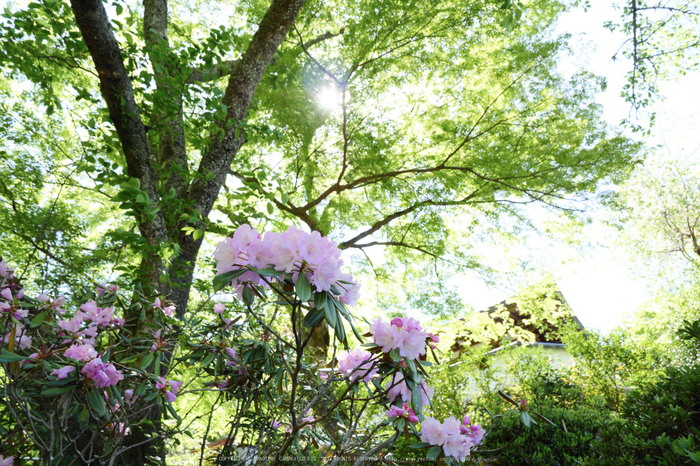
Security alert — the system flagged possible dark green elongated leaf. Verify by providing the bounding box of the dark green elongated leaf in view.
[324,300,337,328]
[408,442,432,449]
[119,355,139,365]
[79,407,89,423]
[87,389,106,417]
[212,268,247,291]
[30,311,47,327]
[313,291,327,310]
[242,286,256,305]
[303,307,325,328]
[256,267,281,277]
[41,386,74,397]
[411,381,423,414]
[533,412,558,427]
[396,418,405,430]
[498,390,519,407]
[135,381,148,397]
[200,352,217,368]
[335,317,346,347]
[427,445,442,460]
[295,272,311,302]
[405,358,418,381]
[166,401,181,421]
[140,352,154,370]
[0,349,28,363]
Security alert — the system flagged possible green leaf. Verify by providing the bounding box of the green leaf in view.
[408,442,433,449]
[30,311,47,327]
[533,412,558,427]
[324,300,337,328]
[200,351,216,368]
[140,352,154,371]
[389,348,401,362]
[295,272,311,302]
[427,445,442,460]
[212,268,246,291]
[498,390,519,407]
[242,286,256,305]
[411,380,423,415]
[520,411,532,428]
[0,349,29,363]
[314,291,327,310]
[192,229,203,240]
[303,307,325,328]
[256,267,280,277]
[41,386,74,397]
[396,417,405,429]
[79,407,89,423]
[87,389,106,417]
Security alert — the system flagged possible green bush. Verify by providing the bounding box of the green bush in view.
[480,399,611,466]
[583,319,700,465]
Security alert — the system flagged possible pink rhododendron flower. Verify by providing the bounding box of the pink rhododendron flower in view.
[155,377,183,403]
[163,305,176,317]
[82,359,123,387]
[214,302,226,314]
[64,343,98,362]
[110,422,130,437]
[51,366,75,379]
[0,454,14,466]
[37,293,50,303]
[420,415,474,462]
[385,373,433,406]
[213,224,361,306]
[1,288,12,301]
[0,260,10,277]
[386,405,405,418]
[370,316,428,360]
[396,328,428,360]
[2,326,32,350]
[369,318,400,353]
[271,419,282,429]
[300,409,315,426]
[337,348,378,382]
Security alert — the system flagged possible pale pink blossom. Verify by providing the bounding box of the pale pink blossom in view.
[162,305,176,317]
[64,343,98,362]
[396,328,428,361]
[0,454,14,466]
[337,348,378,382]
[369,318,400,352]
[155,377,183,403]
[271,419,282,429]
[82,359,123,387]
[214,303,226,314]
[1,288,12,301]
[0,260,10,277]
[37,293,50,303]
[51,366,75,379]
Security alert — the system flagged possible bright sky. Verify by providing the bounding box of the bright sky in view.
[452,0,700,333]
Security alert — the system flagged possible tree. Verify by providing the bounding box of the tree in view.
[606,0,700,119]
[0,0,638,322]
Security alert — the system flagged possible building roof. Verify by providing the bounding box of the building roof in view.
[450,288,584,356]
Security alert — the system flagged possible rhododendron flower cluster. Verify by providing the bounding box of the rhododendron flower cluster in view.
[421,415,475,462]
[385,372,434,406]
[214,224,360,304]
[82,358,124,387]
[156,377,183,403]
[369,317,432,360]
[460,415,485,446]
[153,297,176,317]
[337,348,378,382]
[386,402,419,424]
